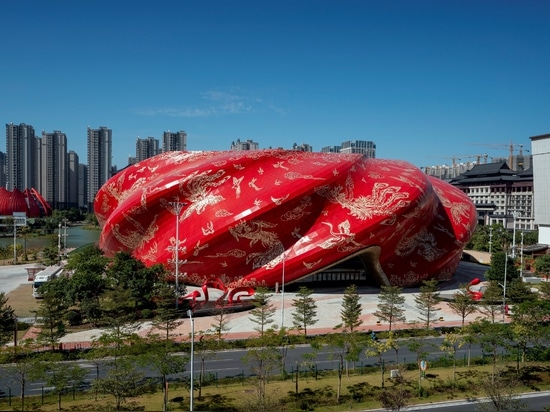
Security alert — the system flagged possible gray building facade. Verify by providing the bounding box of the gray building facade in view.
[87,126,112,211]
[162,130,187,152]
[321,140,376,157]
[40,130,68,209]
[530,133,550,245]
[136,137,160,162]
[6,123,39,191]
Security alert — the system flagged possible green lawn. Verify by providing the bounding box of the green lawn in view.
[1,361,549,411]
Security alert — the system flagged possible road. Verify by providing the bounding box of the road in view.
[0,337,492,397]
[0,265,32,294]
[404,391,550,411]
[2,339,549,411]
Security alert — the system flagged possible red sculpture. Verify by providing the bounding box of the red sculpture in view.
[95,150,477,292]
[0,187,52,217]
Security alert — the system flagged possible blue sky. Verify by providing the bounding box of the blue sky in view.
[2,0,549,170]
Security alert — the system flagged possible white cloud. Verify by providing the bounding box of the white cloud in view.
[136,88,282,118]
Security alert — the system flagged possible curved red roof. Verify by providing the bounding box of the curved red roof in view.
[95,150,477,290]
[23,189,42,217]
[0,188,52,217]
[9,188,29,215]
[0,188,10,215]
[28,188,52,216]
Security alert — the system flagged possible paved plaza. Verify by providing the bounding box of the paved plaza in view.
[1,259,490,348]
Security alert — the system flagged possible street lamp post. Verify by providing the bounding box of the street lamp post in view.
[169,201,185,309]
[281,252,285,329]
[58,223,62,265]
[62,218,68,257]
[13,219,17,264]
[511,211,519,258]
[187,309,194,412]
[502,251,508,323]
[520,232,524,280]
[488,226,493,255]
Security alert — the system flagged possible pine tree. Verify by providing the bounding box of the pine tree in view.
[0,292,15,347]
[414,278,441,330]
[340,284,363,333]
[478,281,503,324]
[35,280,68,350]
[249,287,276,337]
[210,303,232,346]
[447,287,477,329]
[151,283,183,342]
[291,286,318,337]
[374,285,406,331]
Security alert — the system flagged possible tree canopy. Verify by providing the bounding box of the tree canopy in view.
[291,286,318,337]
[485,251,519,284]
[340,284,363,333]
[373,285,405,331]
[0,292,15,347]
[414,279,441,329]
[533,254,550,276]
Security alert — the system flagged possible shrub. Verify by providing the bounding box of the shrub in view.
[347,381,376,402]
[16,321,31,331]
[65,310,82,326]
[195,394,238,411]
[141,309,154,319]
[286,386,337,410]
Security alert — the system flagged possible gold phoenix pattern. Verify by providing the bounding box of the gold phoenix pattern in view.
[95,149,477,290]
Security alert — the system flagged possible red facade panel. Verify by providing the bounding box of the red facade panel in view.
[95,150,477,289]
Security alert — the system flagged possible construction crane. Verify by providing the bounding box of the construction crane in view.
[469,142,525,167]
[426,154,488,167]
[456,154,489,164]
[424,154,487,179]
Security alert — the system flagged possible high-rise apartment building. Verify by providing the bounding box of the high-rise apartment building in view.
[321,140,376,157]
[162,130,187,152]
[67,151,79,209]
[6,123,39,191]
[292,143,313,152]
[230,138,259,150]
[423,162,479,180]
[0,151,6,189]
[340,140,376,156]
[320,145,341,153]
[87,126,112,210]
[78,163,88,210]
[136,137,160,162]
[40,130,68,209]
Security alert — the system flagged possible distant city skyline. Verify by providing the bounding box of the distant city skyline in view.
[3,120,378,210]
[0,119,537,170]
[1,1,548,170]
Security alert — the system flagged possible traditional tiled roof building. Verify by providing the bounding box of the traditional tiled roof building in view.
[449,161,535,231]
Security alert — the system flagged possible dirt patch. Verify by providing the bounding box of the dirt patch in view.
[6,283,40,318]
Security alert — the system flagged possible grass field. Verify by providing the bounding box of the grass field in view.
[0,362,549,411]
[4,273,550,411]
[7,283,40,318]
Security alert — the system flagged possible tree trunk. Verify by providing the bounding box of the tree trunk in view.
[20,380,25,412]
[199,358,205,397]
[453,357,456,381]
[337,360,342,403]
[163,376,168,412]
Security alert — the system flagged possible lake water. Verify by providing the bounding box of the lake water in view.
[0,225,101,250]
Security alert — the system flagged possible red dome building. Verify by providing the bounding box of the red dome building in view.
[95,150,477,300]
[0,187,52,218]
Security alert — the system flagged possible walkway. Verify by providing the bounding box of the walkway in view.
[30,260,491,350]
